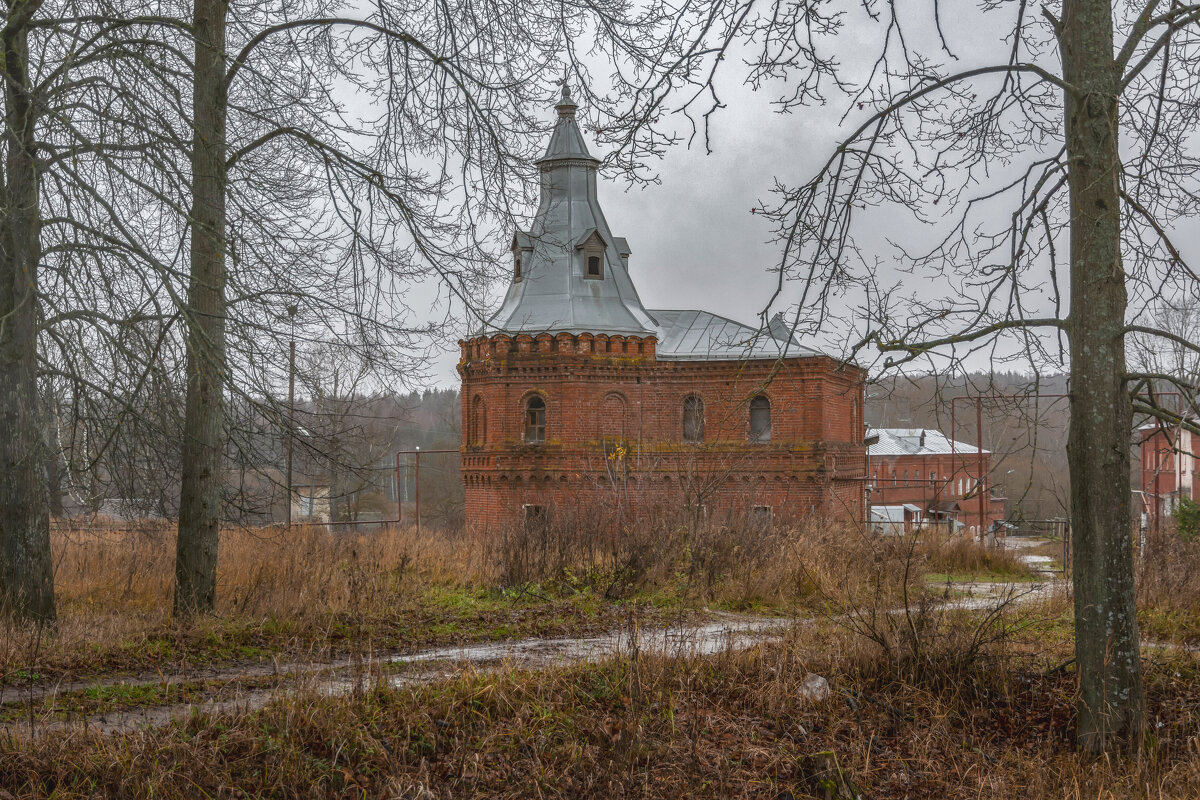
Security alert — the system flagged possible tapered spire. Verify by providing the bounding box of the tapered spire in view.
[538,80,597,166]
[482,83,655,336]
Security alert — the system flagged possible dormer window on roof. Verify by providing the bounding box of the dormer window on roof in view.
[511,232,533,284]
[576,229,605,280]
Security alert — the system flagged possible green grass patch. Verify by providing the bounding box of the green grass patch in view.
[1138,607,1200,645]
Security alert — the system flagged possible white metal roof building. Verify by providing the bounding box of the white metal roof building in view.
[866,427,987,458]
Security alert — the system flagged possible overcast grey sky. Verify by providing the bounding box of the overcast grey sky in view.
[412,1,1200,388]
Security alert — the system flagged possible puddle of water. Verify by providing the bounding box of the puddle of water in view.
[4,616,794,737]
[999,537,1051,550]
[4,587,1066,737]
[940,580,1059,610]
[384,616,788,670]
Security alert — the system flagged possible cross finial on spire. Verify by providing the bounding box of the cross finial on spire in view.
[555,72,578,118]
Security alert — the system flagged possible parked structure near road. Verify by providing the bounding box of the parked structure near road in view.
[458,86,866,529]
[866,428,1005,534]
[1138,422,1195,524]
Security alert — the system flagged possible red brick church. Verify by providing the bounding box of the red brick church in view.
[459,86,866,529]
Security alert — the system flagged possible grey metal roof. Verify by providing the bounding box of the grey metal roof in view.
[650,309,823,361]
[482,86,830,364]
[482,84,658,337]
[867,427,987,456]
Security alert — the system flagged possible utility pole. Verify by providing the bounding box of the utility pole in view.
[415,446,421,532]
[395,451,402,526]
[977,396,985,541]
[284,304,297,527]
[864,431,879,529]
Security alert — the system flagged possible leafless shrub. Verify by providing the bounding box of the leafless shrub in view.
[1137,520,1200,615]
[804,530,1041,689]
[489,504,910,609]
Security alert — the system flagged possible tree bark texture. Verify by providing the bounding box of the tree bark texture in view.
[175,0,229,617]
[1062,0,1144,752]
[0,2,57,623]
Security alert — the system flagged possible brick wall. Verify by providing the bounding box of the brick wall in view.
[458,333,866,530]
[868,451,1002,532]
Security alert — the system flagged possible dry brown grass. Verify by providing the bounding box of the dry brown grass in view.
[2,517,1194,797]
[490,508,941,611]
[0,613,1195,799]
[52,521,492,616]
[0,513,1047,683]
[0,522,573,680]
[919,529,1032,577]
[1135,522,1200,644]
[1137,522,1200,614]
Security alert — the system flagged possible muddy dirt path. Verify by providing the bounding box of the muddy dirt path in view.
[0,612,794,735]
[0,578,1065,737]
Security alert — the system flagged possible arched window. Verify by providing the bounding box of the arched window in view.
[749,396,771,442]
[586,255,602,278]
[471,395,486,447]
[524,395,546,444]
[891,470,897,486]
[514,251,522,281]
[601,393,627,440]
[683,395,704,443]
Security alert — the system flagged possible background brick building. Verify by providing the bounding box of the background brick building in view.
[1138,422,1195,524]
[866,428,1006,534]
[458,86,866,529]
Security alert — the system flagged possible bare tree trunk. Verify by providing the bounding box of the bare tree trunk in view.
[0,2,57,622]
[175,0,229,617]
[1062,0,1144,752]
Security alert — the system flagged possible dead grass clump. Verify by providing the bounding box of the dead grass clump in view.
[0,522,503,678]
[491,506,900,610]
[920,531,1031,577]
[1137,521,1200,614]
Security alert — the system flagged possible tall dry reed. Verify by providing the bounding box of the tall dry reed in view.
[50,521,493,618]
